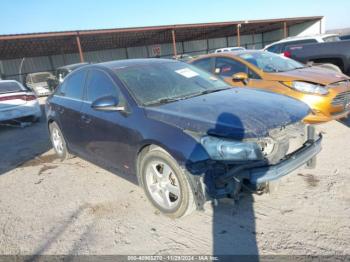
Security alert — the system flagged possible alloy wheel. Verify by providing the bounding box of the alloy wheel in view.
[145,160,181,210]
[51,127,64,154]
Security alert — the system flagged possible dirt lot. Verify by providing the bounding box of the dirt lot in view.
[0,110,350,256]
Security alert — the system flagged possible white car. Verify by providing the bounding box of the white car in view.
[214,46,245,53]
[0,80,42,123]
[264,34,340,55]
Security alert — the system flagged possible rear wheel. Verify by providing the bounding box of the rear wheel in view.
[49,122,72,160]
[139,147,196,218]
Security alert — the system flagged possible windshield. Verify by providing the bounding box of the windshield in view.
[114,61,228,106]
[238,51,305,73]
[31,73,52,83]
[0,81,26,94]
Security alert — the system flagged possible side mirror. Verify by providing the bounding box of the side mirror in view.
[91,96,124,111]
[232,72,248,82]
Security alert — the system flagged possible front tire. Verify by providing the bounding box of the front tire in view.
[49,122,72,160]
[139,147,196,218]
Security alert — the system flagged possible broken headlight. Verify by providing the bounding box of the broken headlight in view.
[200,136,264,161]
[257,137,276,156]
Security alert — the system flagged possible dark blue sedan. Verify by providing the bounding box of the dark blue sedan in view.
[45,59,322,217]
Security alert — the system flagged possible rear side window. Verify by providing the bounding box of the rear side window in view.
[215,57,248,77]
[60,69,87,100]
[86,70,118,102]
[266,43,282,54]
[0,81,26,94]
[192,58,212,72]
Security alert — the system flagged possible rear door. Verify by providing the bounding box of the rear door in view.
[54,69,87,153]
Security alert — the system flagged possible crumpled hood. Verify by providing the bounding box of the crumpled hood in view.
[264,66,349,85]
[145,88,310,139]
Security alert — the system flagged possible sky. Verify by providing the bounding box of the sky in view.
[0,0,349,35]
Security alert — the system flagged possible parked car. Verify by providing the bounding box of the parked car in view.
[56,63,89,84]
[46,59,322,217]
[173,54,194,62]
[26,72,54,96]
[47,62,89,91]
[215,47,245,53]
[284,40,350,76]
[0,80,41,123]
[264,34,340,55]
[190,50,350,124]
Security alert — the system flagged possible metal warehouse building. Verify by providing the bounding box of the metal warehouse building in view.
[0,16,324,81]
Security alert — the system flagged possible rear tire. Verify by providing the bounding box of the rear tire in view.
[49,122,72,160]
[139,147,196,218]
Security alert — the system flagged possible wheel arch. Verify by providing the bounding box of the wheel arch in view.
[135,142,172,186]
[135,142,206,210]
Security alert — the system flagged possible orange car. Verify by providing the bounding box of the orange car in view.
[190,50,350,124]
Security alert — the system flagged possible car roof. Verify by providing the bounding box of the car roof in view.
[193,49,261,60]
[98,58,178,70]
[57,62,89,71]
[216,46,243,50]
[264,34,338,48]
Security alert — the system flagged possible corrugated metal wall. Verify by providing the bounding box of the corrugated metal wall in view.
[0,20,322,81]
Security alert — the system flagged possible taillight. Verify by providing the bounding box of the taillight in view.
[283,51,291,58]
[24,95,36,101]
[0,94,36,102]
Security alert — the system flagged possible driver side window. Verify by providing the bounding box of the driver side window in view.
[215,58,248,77]
[192,58,212,73]
[85,69,126,106]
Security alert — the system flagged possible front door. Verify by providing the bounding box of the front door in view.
[214,57,249,87]
[213,57,285,94]
[79,69,136,172]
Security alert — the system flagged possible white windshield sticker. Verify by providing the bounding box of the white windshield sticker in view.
[175,68,199,78]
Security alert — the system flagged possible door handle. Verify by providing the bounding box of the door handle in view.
[81,114,92,124]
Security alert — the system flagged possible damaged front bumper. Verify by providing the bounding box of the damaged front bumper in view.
[248,135,322,184]
[191,134,323,202]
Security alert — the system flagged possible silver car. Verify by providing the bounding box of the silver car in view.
[0,80,42,123]
[26,72,54,96]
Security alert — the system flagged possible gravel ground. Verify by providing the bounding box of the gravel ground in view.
[0,112,349,256]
